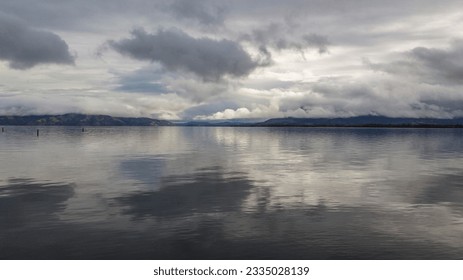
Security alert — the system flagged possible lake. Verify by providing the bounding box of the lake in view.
[1,126,463,259]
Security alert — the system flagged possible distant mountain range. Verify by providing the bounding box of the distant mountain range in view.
[0,114,172,126]
[181,116,463,127]
[256,116,463,127]
[1,114,463,127]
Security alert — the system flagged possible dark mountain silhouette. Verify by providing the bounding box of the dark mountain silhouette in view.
[0,114,172,126]
[2,114,463,127]
[256,116,463,127]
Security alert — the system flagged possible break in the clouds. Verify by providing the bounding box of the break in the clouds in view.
[0,13,74,70]
[1,0,463,119]
[108,28,259,81]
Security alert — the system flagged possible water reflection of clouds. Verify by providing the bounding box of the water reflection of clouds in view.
[205,127,463,249]
[1,176,460,259]
[116,166,253,218]
[207,128,463,207]
[114,153,463,258]
[0,178,76,259]
[119,156,166,191]
[0,178,75,228]
[2,127,463,259]
[112,164,454,259]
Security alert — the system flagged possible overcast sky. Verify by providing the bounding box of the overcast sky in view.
[1,0,463,120]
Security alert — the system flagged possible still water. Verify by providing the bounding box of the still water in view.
[1,126,463,259]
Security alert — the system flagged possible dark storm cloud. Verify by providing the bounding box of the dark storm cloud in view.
[0,13,75,70]
[366,40,463,85]
[108,28,259,81]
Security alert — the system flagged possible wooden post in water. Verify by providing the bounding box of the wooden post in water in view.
[82,127,85,132]
[36,129,39,137]
[1,127,4,133]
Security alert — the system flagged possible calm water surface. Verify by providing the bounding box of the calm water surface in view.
[1,126,463,259]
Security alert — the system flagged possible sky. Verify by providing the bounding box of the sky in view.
[0,0,463,120]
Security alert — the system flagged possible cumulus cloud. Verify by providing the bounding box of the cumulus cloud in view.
[108,28,259,81]
[195,107,273,120]
[0,13,74,70]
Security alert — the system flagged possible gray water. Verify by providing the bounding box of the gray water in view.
[1,126,463,259]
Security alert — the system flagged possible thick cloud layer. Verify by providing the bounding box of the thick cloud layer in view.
[0,13,74,70]
[1,0,463,119]
[109,28,258,81]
